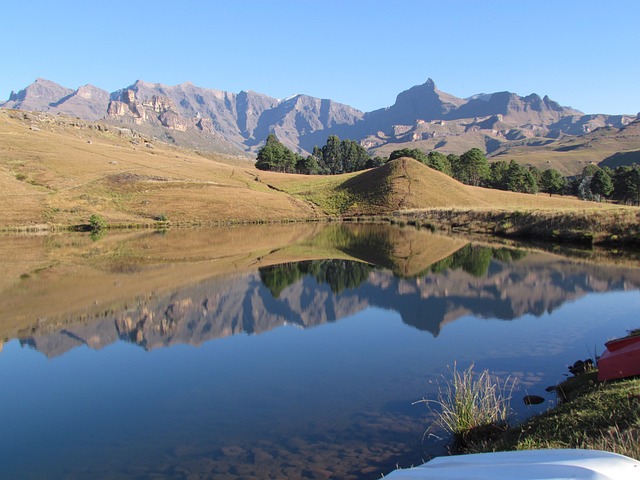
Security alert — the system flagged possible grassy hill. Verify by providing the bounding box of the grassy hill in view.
[266,157,597,215]
[1,108,638,241]
[0,109,317,228]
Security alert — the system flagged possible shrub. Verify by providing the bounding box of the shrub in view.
[88,214,107,232]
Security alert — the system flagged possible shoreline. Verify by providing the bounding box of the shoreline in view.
[467,371,640,461]
[3,207,640,247]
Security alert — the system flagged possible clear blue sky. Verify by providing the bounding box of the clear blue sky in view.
[2,0,638,115]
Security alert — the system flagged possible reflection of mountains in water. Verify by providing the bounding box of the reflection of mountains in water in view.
[21,245,640,358]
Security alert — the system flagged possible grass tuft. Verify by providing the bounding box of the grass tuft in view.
[416,363,516,450]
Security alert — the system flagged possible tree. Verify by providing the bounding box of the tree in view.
[612,164,640,205]
[312,135,372,174]
[540,168,566,196]
[456,148,490,186]
[365,156,387,169]
[296,155,320,175]
[572,164,601,200]
[590,168,613,200]
[489,160,510,190]
[255,134,300,173]
[505,160,538,193]
[389,148,428,163]
[426,151,453,176]
[321,135,343,174]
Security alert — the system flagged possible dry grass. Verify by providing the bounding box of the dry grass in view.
[397,207,640,245]
[0,110,317,228]
[1,110,638,231]
[474,372,640,461]
[268,157,607,216]
[416,363,516,450]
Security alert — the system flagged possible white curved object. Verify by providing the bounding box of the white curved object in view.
[384,449,640,480]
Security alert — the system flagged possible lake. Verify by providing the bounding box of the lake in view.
[1,223,639,479]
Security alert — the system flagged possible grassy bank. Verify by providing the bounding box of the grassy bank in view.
[431,366,640,460]
[395,208,640,246]
[481,373,640,459]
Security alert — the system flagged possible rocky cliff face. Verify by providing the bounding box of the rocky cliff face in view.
[1,77,634,157]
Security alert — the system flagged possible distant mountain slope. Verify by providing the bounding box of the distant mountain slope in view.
[2,77,638,174]
[4,78,109,121]
[491,117,640,174]
[3,78,73,111]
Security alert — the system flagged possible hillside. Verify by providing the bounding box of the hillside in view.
[490,118,640,175]
[2,109,638,236]
[266,157,594,216]
[0,109,317,228]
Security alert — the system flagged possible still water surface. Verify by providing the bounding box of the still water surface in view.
[1,224,639,479]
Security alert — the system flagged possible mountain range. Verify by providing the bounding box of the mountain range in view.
[3,77,639,167]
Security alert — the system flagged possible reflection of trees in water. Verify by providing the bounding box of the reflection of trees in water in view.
[429,245,527,278]
[260,246,527,298]
[259,260,375,298]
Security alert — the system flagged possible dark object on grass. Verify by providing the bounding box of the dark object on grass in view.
[568,359,594,376]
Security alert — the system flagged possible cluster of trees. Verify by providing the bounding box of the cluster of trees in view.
[256,134,640,205]
[571,163,640,205]
[256,134,384,175]
[393,147,546,193]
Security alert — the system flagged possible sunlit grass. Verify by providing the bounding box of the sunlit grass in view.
[416,363,516,447]
[476,372,640,461]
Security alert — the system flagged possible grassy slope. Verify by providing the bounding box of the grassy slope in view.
[2,109,639,232]
[491,121,640,175]
[0,110,317,228]
[268,157,612,214]
[476,372,640,461]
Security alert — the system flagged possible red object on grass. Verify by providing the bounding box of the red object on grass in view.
[597,335,640,381]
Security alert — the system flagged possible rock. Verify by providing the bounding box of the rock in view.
[545,385,557,392]
[523,395,545,405]
[107,100,129,116]
[568,359,594,375]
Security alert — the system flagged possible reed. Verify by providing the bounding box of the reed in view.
[417,363,516,447]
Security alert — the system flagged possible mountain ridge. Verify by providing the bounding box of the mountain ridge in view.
[2,77,637,172]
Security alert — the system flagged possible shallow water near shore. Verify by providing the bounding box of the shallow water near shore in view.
[1,224,639,479]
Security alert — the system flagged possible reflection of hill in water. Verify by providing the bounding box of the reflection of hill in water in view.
[19,246,640,358]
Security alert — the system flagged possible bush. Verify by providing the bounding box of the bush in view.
[88,214,107,232]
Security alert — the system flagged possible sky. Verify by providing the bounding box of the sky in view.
[1,0,639,115]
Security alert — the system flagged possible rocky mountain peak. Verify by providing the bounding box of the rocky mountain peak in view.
[3,78,73,111]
